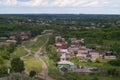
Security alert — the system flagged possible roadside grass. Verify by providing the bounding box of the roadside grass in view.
[24,56,42,73]
[11,46,27,58]
[22,35,49,52]
[0,60,10,68]
[70,58,120,69]
[60,73,120,80]
[42,56,62,79]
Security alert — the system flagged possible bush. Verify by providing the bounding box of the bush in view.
[95,58,101,63]
[29,70,36,77]
[0,56,4,64]
[92,76,99,80]
[0,66,8,77]
[11,58,25,73]
[108,59,120,66]
[107,68,119,76]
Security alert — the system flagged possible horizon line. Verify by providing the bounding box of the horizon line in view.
[0,13,120,15]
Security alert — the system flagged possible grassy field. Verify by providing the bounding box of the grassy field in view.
[70,58,120,70]
[11,46,27,58]
[22,35,49,52]
[24,56,42,73]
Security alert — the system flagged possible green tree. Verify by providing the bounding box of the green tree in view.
[0,66,8,77]
[0,51,10,59]
[16,36,22,45]
[47,45,60,62]
[11,58,25,73]
[0,56,4,64]
[7,43,15,53]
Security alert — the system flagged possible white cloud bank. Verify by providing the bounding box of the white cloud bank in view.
[0,0,119,7]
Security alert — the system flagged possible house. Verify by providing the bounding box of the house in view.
[56,41,68,53]
[0,37,8,41]
[20,31,31,41]
[57,61,75,71]
[55,42,63,46]
[103,51,116,60]
[68,45,80,52]
[76,53,88,61]
[21,35,29,40]
[60,53,71,61]
[9,36,16,40]
[56,44,68,53]
[6,40,17,44]
[77,48,91,61]
[55,36,62,42]
[89,52,100,62]
[71,38,80,45]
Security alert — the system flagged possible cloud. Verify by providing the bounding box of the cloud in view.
[0,0,119,8]
[18,0,43,6]
[83,0,109,7]
[0,0,43,6]
[0,0,18,5]
[52,0,87,7]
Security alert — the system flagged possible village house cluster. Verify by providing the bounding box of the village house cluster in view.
[0,31,31,46]
[55,36,116,73]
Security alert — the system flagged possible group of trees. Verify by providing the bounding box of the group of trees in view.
[0,44,15,64]
[9,58,36,79]
[47,45,60,62]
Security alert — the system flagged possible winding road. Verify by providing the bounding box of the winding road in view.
[22,34,53,80]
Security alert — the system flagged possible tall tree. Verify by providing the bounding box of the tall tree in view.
[11,58,25,73]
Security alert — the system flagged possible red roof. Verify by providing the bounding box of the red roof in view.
[56,41,66,45]
[57,46,67,49]
[99,51,104,55]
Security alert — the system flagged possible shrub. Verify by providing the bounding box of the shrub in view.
[95,58,101,63]
[29,70,36,77]
[108,59,120,66]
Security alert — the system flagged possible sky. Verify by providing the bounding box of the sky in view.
[0,0,120,14]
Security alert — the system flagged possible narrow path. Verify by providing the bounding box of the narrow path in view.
[20,46,31,60]
[31,35,42,42]
[22,34,53,80]
[34,37,53,80]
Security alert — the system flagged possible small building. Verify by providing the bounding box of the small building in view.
[9,36,16,40]
[60,53,71,61]
[89,52,100,62]
[104,51,116,60]
[57,61,75,71]
[0,37,8,41]
[6,40,17,44]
